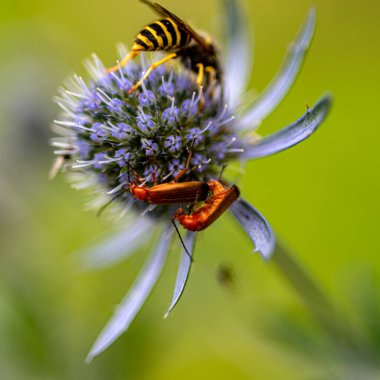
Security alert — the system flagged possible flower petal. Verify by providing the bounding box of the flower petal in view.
[164,232,196,318]
[237,8,316,130]
[241,95,332,160]
[230,198,275,260]
[85,226,173,363]
[75,217,154,270]
[222,0,253,108]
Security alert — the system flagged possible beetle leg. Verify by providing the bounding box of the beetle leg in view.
[152,169,158,186]
[128,53,177,94]
[205,180,230,203]
[172,145,194,183]
[188,190,202,214]
[203,188,230,205]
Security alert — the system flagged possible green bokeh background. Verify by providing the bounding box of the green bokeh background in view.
[1,0,379,379]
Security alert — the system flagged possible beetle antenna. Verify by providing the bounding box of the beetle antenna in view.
[217,164,227,182]
[173,138,196,182]
[97,192,124,217]
[171,219,194,262]
[127,162,143,183]
[127,163,131,184]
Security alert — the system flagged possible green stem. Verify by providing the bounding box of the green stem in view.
[272,240,373,363]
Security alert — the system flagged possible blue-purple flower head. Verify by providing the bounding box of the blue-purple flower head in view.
[51,0,331,362]
[53,52,240,217]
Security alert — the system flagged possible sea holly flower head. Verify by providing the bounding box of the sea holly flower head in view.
[54,56,239,218]
[51,0,331,362]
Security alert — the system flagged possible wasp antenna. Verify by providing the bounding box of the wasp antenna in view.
[171,219,194,262]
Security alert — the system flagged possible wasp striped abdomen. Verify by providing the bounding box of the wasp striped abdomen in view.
[107,1,221,93]
[133,18,191,52]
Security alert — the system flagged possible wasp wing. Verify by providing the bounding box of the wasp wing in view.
[140,0,211,52]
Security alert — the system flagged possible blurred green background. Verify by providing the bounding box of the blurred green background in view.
[1,0,379,379]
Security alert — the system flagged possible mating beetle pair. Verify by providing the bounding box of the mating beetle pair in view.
[129,151,240,232]
[131,177,239,232]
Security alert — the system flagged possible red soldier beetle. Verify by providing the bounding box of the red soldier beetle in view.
[128,142,210,205]
[175,179,240,231]
[130,180,210,205]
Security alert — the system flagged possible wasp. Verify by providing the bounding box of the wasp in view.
[107,0,221,94]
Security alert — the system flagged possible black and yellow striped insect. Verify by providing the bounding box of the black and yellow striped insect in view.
[107,0,221,94]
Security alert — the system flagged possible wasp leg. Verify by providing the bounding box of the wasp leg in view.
[196,63,206,111]
[107,50,139,73]
[196,63,205,89]
[205,66,217,98]
[128,53,177,94]
[205,66,216,84]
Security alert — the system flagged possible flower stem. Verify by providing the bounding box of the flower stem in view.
[271,240,375,365]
